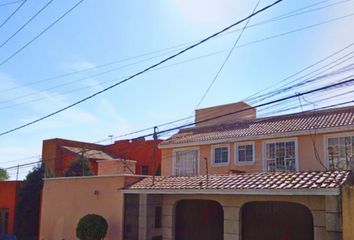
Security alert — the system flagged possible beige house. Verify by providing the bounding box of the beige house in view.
[40,102,354,240]
[123,102,354,240]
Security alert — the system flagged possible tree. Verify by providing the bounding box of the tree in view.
[64,154,94,177]
[0,168,9,180]
[76,214,108,240]
[15,163,46,239]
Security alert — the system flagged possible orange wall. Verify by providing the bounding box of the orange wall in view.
[42,138,162,177]
[161,132,335,176]
[42,138,104,176]
[105,139,162,175]
[0,181,21,234]
[39,175,142,240]
[97,160,136,175]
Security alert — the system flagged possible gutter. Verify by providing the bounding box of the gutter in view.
[121,188,340,196]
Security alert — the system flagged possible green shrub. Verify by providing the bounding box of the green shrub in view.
[76,214,108,240]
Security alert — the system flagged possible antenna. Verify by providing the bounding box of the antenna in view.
[152,126,158,186]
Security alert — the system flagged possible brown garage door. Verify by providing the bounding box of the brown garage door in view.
[242,201,314,240]
[175,200,223,240]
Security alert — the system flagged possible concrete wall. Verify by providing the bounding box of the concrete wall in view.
[155,194,343,240]
[42,138,104,176]
[39,175,141,240]
[138,194,163,240]
[160,131,343,176]
[97,159,136,175]
[0,181,21,234]
[42,138,162,177]
[195,102,256,128]
[105,139,162,176]
[342,186,354,240]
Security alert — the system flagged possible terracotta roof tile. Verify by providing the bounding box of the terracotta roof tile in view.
[160,106,354,146]
[126,171,350,191]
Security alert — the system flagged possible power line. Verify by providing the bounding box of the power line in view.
[0,0,27,29]
[5,97,354,172]
[2,12,352,110]
[0,155,39,165]
[248,52,354,105]
[245,42,354,102]
[0,0,55,49]
[0,0,284,136]
[84,61,354,145]
[0,0,345,94]
[0,0,24,8]
[195,0,261,110]
[0,0,86,66]
[4,74,354,170]
[0,49,228,110]
[154,78,354,136]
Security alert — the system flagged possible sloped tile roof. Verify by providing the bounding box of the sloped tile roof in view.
[126,171,350,191]
[61,146,114,160]
[160,106,354,147]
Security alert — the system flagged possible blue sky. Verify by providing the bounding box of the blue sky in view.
[0,0,354,178]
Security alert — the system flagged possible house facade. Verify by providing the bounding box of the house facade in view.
[42,138,162,177]
[160,103,354,176]
[123,102,354,240]
[39,102,354,240]
[0,181,21,237]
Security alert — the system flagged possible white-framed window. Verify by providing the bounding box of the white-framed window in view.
[235,142,255,164]
[325,133,354,170]
[263,138,298,172]
[211,144,230,166]
[173,148,199,176]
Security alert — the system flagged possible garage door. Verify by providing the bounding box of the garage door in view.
[175,200,223,240]
[242,201,313,240]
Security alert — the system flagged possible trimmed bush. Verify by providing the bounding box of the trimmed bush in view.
[76,214,108,240]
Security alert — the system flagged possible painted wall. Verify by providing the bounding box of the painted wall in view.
[160,131,345,176]
[39,175,142,240]
[42,138,104,176]
[42,138,162,177]
[97,160,136,175]
[195,102,256,127]
[342,185,354,240]
[0,181,21,234]
[105,139,162,176]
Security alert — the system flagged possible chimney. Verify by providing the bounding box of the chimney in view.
[195,102,256,128]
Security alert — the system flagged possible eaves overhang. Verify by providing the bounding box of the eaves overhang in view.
[121,188,340,196]
[159,125,354,149]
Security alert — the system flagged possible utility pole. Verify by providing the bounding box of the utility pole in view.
[205,157,209,187]
[152,126,158,186]
[16,164,19,181]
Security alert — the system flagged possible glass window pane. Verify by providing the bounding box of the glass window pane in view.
[246,145,253,161]
[175,150,198,176]
[286,159,296,171]
[266,141,296,172]
[286,141,295,158]
[276,142,285,158]
[214,147,228,164]
[267,160,275,171]
[238,148,246,162]
[237,144,253,162]
[340,137,346,158]
[266,143,275,159]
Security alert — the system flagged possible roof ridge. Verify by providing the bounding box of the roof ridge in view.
[179,105,354,134]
